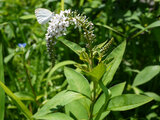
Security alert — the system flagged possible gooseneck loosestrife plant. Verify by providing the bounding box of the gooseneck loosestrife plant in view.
[32,8,153,120]
[0,8,154,120]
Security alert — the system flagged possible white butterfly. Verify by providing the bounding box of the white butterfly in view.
[35,8,54,24]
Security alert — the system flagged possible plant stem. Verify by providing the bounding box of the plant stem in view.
[22,54,38,105]
[88,49,96,120]
[24,63,37,99]
[89,81,96,120]
[61,0,64,11]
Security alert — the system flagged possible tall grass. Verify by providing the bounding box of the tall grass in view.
[0,43,5,120]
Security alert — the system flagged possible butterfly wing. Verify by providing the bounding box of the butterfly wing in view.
[35,8,53,24]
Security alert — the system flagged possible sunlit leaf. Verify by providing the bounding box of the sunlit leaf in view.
[107,94,153,111]
[20,14,36,20]
[33,90,85,118]
[86,63,106,82]
[4,52,14,64]
[58,39,84,56]
[147,20,160,29]
[93,82,126,119]
[144,92,160,102]
[65,100,89,120]
[102,40,126,86]
[110,82,126,98]
[47,60,76,86]
[132,65,160,86]
[64,67,91,119]
[64,67,91,98]
[95,80,111,120]
[14,92,34,101]
[35,113,74,120]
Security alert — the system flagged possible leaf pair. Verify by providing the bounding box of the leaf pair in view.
[34,67,91,120]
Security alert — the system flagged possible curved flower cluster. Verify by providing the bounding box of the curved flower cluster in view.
[45,9,95,65]
[46,9,95,43]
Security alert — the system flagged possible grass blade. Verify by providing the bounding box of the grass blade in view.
[95,23,125,37]
[0,42,5,120]
[0,81,33,120]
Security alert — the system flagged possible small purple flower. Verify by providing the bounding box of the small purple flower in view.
[18,43,26,48]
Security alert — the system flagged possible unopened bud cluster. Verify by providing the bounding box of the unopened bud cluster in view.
[71,11,95,49]
[100,38,114,54]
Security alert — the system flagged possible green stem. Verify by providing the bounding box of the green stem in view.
[74,17,94,70]
[22,54,37,105]
[89,82,96,120]
[61,0,64,11]
[95,80,111,120]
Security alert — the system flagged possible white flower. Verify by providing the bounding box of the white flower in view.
[45,9,72,40]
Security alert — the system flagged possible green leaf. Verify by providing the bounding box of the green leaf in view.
[47,61,76,79]
[93,111,110,120]
[132,86,144,94]
[4,52,14,64]
[99,80,111,99]
[146,20,160,29]
[95,80,111,120]
[65,100,89,120]
[44,61,77,98]
[64,67,91,120]
[20,14,36,20]
[58,39,84,56]
[0,22,8,28]
[0,43,5,120]
[46,60,76,87]
[110,82,126,98]
[144,92,160,102]
[33,90,85,118]
[132,65,160,86]
[14,92,34,101]
[93,82,126,119]
[132,20,160,38]
[64,67,91,98]
[96,23,125,37]
[102,40,126,86]
[107,94,153,111]
[79,51,90,63]
[35,113,74,120]
[87,63,106,82]
[0,81,33,120]
[80,0,84,6]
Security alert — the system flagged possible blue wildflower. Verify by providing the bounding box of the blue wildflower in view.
[18,43,26,48]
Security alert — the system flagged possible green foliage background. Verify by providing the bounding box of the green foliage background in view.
[0,0,160,119]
